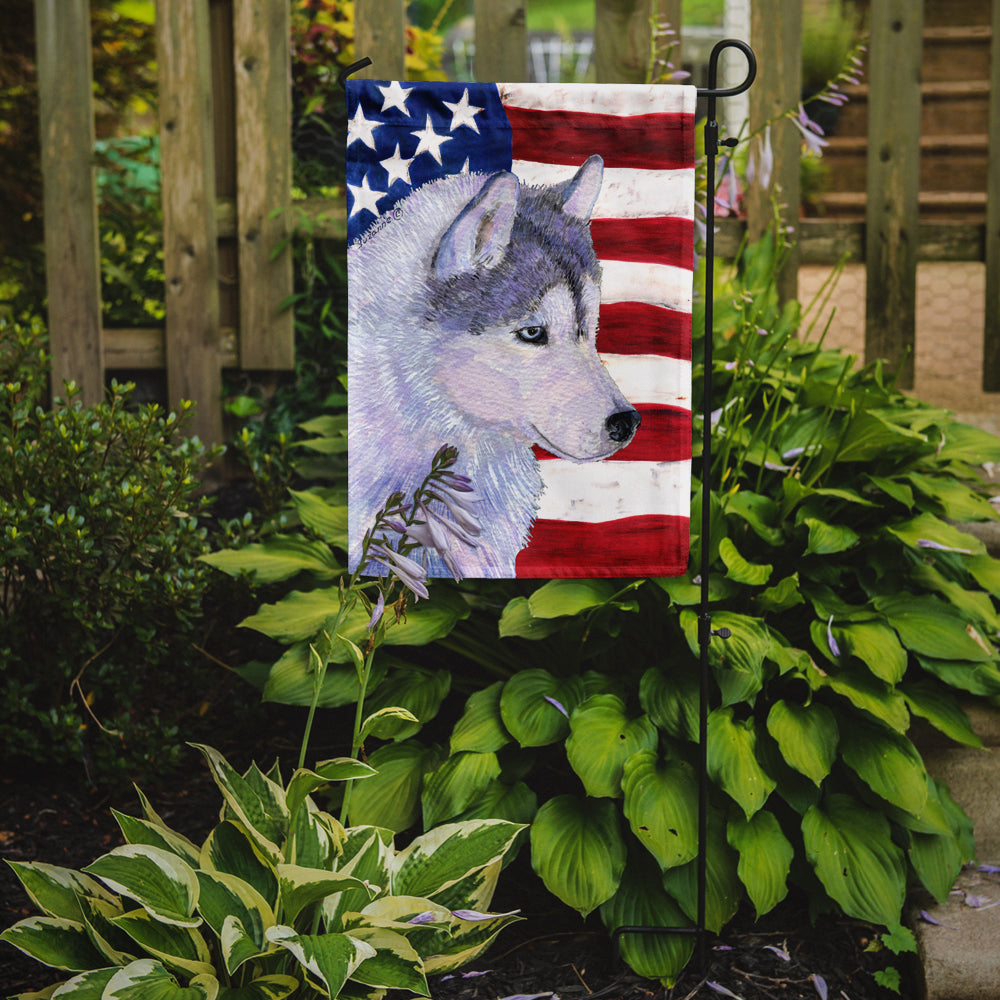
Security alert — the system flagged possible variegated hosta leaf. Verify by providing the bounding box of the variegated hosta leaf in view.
[191,745,287,863]
[112,810,202,868]
[421,751,501,829]
[4,861,118,922]
[661,811,742,934]
[323,829,393,931]
[276,864,375,925]
[110,908,214,978]
[265,926,375,998]
[195,871,274,973]
[621,751,699,871]
[566,695,658,798]
[102,958,218,999]
[421,907,522,975]
[288,801,344,870]
[391,820,524,901]
[345,926,429,995]
[46,966,118,997]
[0,916,107,972]
[77,894,136,966]
[599,854,694,987]
[450,681,511,754]
[424,859,501,916]
[499,669,585,747]
[765,700,838,786]
[214,974,299,1000]
[285,760,375,824]
[802,793,906,926]
[529,795,626,917]
[83,846,200,928]
[727,810,793,918]
[707,707,776,818]
[200,822,279,910]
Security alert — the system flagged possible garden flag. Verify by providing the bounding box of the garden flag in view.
[347,81,695,580]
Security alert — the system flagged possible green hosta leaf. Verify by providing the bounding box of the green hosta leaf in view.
[360,706,421,742]
[530,795,626,917]
[265,926,375,997]
[839,718,928,816]
[200,822,278,910]
[906,472,998,522]
[765,701,838,786]
[916,655,1000,697]
[285,759,376,822]
[639,664,699,742]
[621,751,698,871]
[347,740,441,832]
[453,779,538,827]
[718,537,772,586]
[808,660,910,732]
[200,535,342,584]
[803,517,859,556]
[103,959,218,1000]
[599,853,694,987]
[866,474,914,509]
[724,490,784,545]
[288,488,348,546]
[260,643,388,709]
[901,680,982,748]
[527,579,617,618]
[362,667,451,740]
[755,573,804,614]
[910,562,1000,632]
[111,909,214,978]
[112,812,201,868]
[886,512,985,556]
[5,862,118,923]
[450,682,511,754]
[874,594,995,662]
[835,621,907,684]
[565,695,658,798]
[195,871,273,974]
[421,751,502,828]
[707,708,776,818]
[680,610,770,706]
[191,746,287,862]
[935,421,1000,464]
[497,596,564,639]
[835,410,927,463]
[346,926,428,994]
[216,975,299,1000]
[393,820,524,900]
[499,670,584,747]
[277,865,374,925]
[661,811,741,933]
[83,846,200,928]
[0,916,107,971]
[727,811,793,918]
[909,819,966,906]
[967,553,1000,597]
[802,793,906,926]
[654,573,737,606]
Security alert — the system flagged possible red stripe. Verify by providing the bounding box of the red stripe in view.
[506,106,695,171]
[597,302,692,359]
[591,217,694,269]
[515,515,690,578]
[532,405,691,463]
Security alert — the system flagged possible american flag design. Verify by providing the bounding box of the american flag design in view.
[347,80,694,578]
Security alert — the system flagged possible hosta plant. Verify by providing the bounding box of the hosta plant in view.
[1,743,523,999]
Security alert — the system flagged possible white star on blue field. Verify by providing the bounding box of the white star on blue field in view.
[345,81,514,243]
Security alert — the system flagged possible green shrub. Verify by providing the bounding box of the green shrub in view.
[1,743,524,998]
[211,232,1000,985]
[0,317,220,783]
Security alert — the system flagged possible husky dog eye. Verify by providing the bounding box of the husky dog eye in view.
[514,325,548,345]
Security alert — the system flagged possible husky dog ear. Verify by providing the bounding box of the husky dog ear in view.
[560,154,604,221]
[434,172,520,277]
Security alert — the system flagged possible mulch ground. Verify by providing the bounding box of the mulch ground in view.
[1,742,913,1000]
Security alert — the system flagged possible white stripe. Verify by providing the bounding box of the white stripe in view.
[499,82,697,117]
[602,355,692,409]
[512,161,695,220]
[600,260,692,312]
[537,460,691,522]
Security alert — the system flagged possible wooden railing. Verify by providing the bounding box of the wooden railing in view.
[32,0,1000,445]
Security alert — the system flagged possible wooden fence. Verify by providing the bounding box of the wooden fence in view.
[33,0,1000,445]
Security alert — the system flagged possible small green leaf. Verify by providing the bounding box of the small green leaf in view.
[755,573,804,613]
[499,670,584,747]
[450,682,511,754]
[719,536,772,585]
[707,708,776,818]
[497,597,563,639]
[900,680,982,748]
[839,718,929,817]
[639,664,699,743]
[347,740,441,832]
[421,751,502,829]
[527,579,617,618]
[288,489,348,546]
[727,811,793,917]
[200,536,342,584]
[360,706,421,742]
[886,512,985,557]
[803,517,859,555]
[875,594,995,662]
[362,667,451,740]
[765,700,838,786]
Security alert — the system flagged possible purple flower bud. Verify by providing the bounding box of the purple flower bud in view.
[917,539,972,554]
[812,974,828,1000]
[367,590,385,631]
[407,911,438,925]
[827,616,841,658]
[544,695,569,718]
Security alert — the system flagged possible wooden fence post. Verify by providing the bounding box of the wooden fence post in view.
[233,0,294,370]
[157,0,223,445]
[354,0,406,79]
[474,0,527,82]
[594,0,653,84]
[864,0,923,389]
[34,0,104,405]
[746,0,801,306]
[983,0,1000,390]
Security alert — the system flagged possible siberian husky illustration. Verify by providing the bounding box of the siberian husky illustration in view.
[348,154,640,578]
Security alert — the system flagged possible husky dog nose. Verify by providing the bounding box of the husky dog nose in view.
[605,408,641,443]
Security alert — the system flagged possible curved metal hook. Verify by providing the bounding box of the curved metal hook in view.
[337,57,373,90]
[697,39,756,98]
